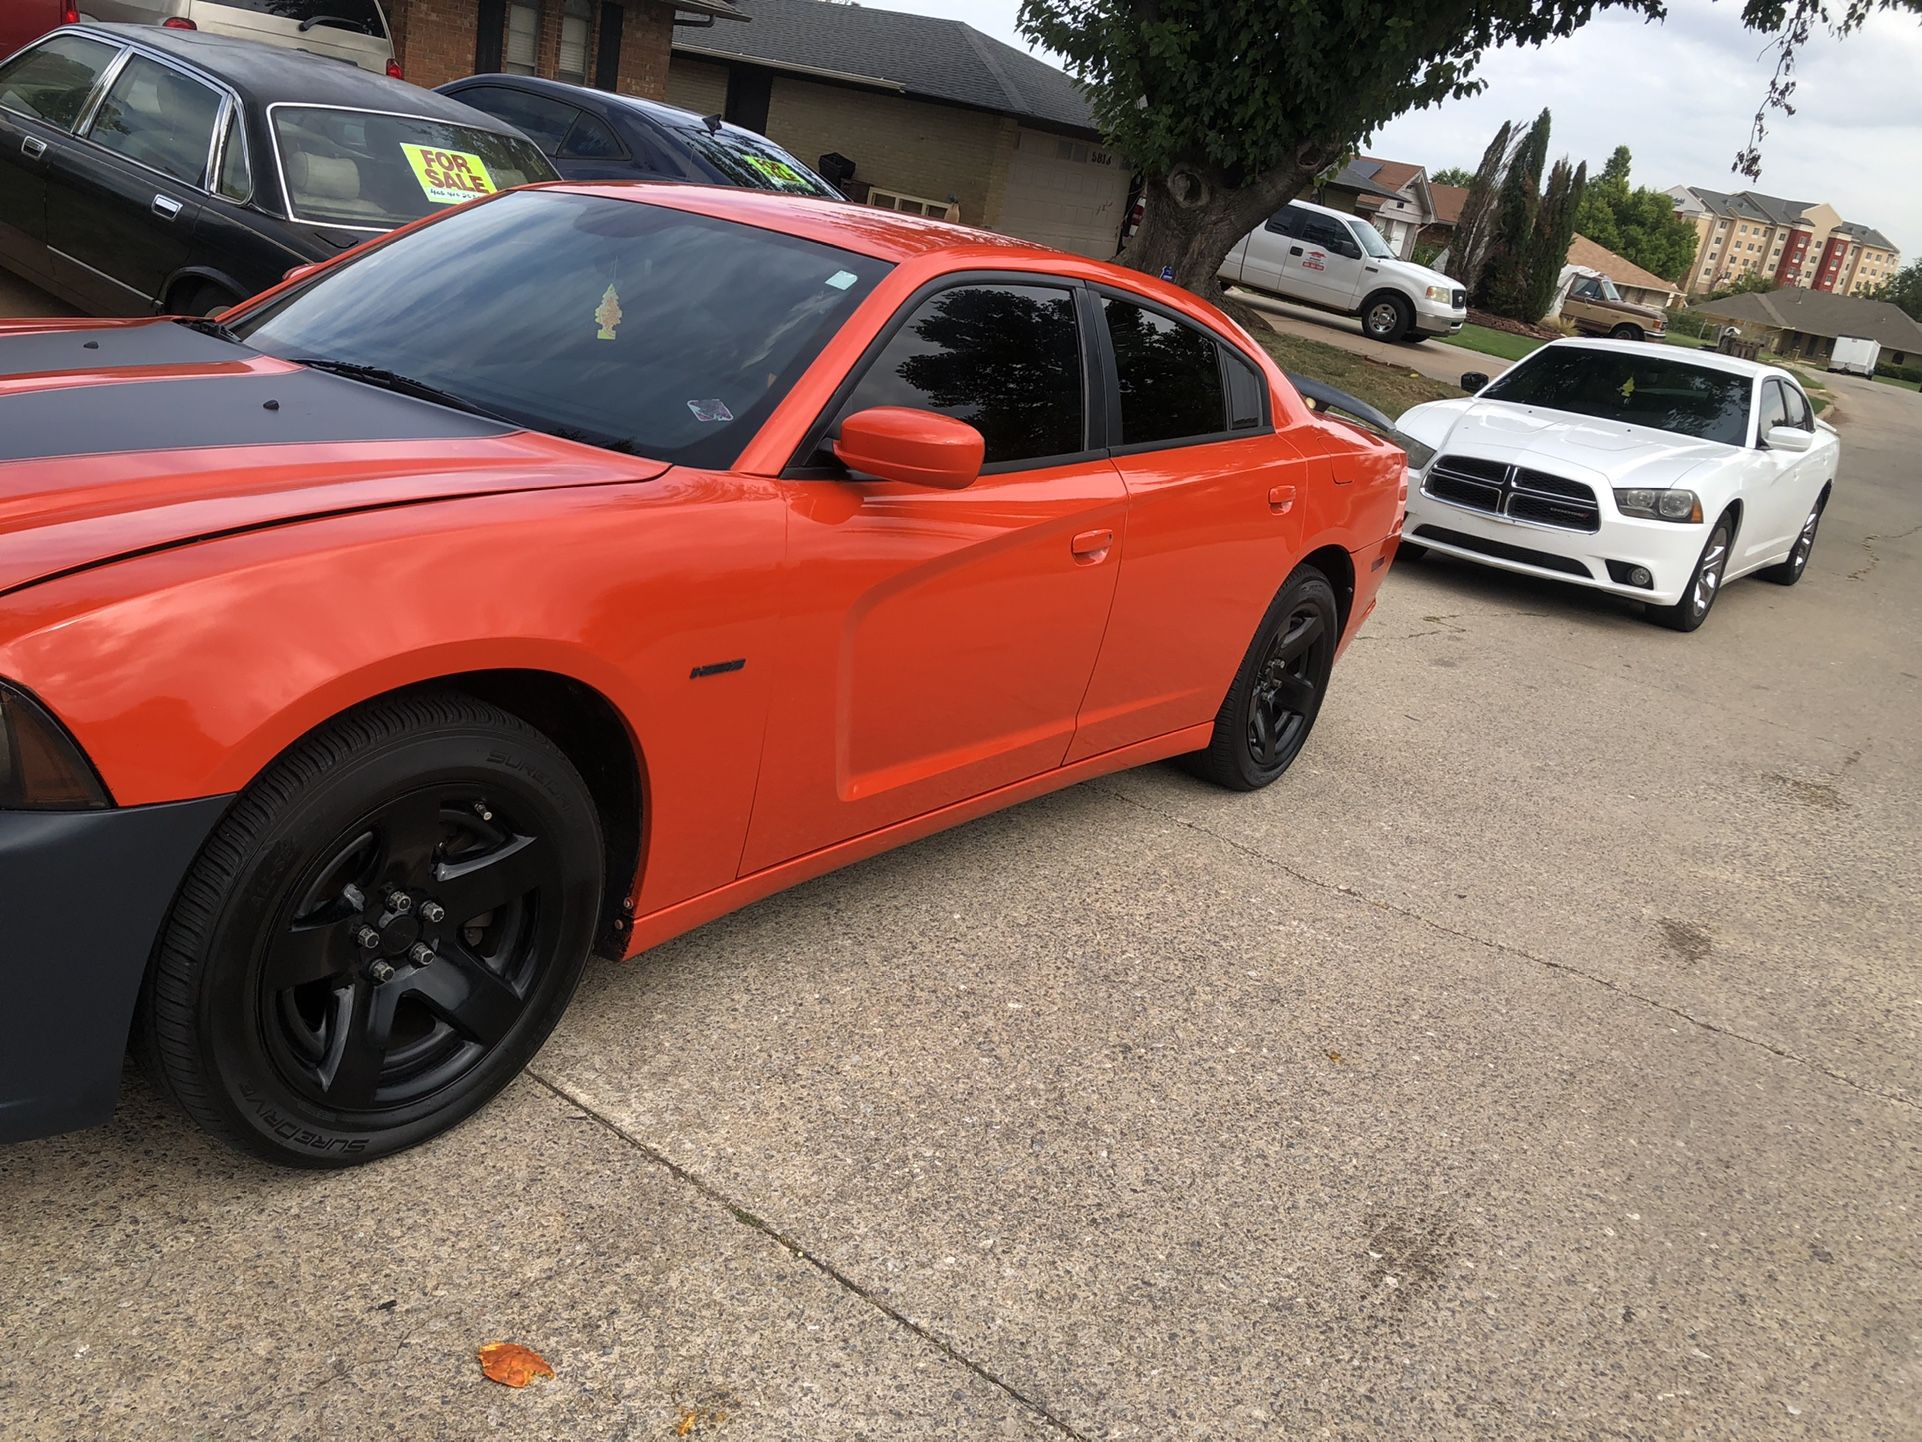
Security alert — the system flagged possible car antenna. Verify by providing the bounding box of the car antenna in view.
[701,113,723,134]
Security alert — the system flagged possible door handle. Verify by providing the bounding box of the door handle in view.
[21,135,46,159]
[1071,528,1114,562]
[1364,265,1379,273]
[152,194,182,220]
[1267,485,1297,514]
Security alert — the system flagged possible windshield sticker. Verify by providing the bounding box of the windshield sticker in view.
[825,270,858,291]
[687,398,734,423]
[400,144,496,205]
[595,283,623,341]
[738,153,808,189]
[1619,375,1637,401]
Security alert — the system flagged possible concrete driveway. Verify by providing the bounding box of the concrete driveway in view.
[2,303,1919,1439]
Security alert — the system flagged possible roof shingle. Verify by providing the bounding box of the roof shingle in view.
[1691,286,1922,350]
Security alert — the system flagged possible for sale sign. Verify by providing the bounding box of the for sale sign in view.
[400,145,497,206]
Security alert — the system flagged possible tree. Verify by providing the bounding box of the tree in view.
[1868,258,1922,320]
[1571,144,1700,282]
[1523,157,1588,322]
[1016,2,1913,298]
[1478,109,1550,315]
[1430,166,1477,188]
[1708,273,1780,300]
[1736,1,1922,179]
[1016,0,1663,291]
[1447,121,1514,295]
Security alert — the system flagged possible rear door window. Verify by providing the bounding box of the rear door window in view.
[559,111,622,160]
[1103,298,1229,446]
[449,84,576,155]
[0,33,122,133]
[835,283,1086,466]
[85,54,223,187]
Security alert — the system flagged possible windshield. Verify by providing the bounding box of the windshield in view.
[1350,218,1395,260]
[676,127,840,197]
[271,106,556,230]
[1480,346,1753,446]
[1574,274,1623,302]
[230,190,889,465]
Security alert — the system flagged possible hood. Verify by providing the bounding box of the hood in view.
[1394,260,1463,295]
[1412,399,1730,490]
[0,318,667,596]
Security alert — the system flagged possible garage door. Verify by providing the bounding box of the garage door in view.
[996,127,1131,258]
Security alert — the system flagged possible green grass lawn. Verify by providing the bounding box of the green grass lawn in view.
[1873,372,1921,391]
[1250,327,1462,419]
[1439,324,1545,362]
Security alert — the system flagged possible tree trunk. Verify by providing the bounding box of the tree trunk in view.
[1115,147,1337,298]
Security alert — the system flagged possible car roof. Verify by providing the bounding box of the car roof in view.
[1288,197,1360,224]
[446,72,731,136]
[1534,336,1800,385]
[55,24,523,132]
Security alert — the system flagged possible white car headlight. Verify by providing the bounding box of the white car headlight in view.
[1614,488,1703,523]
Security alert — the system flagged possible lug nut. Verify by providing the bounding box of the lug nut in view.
[356,926,381,949]
[386,891,413,914]
[408,942,436,966]
[420,901,446,923]
[341,883,366,911]
[368,960,395,984]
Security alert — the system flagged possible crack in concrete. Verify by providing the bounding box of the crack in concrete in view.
[1090,783,1918,1116]
[525,1073,1090,1441]
[1848,519,1922,581]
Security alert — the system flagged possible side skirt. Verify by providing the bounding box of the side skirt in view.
[624,722,1216,955]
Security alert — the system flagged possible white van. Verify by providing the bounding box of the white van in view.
[1219,198,1467,343]
[83,0,398,76]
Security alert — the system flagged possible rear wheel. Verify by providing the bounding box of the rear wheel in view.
[1186,566,1340,790]
[1761,495,1824,585]
[169,280,242,318]
[1361,293,1413,342]
[1648,514,1733,632]
[136,692,604,1166]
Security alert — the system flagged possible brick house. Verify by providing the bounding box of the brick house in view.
[664,0,1131,258]
[383,0,742,96]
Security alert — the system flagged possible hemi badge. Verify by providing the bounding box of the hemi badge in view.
[689,658,747,679]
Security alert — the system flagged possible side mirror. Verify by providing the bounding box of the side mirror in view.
[834,406,984,490]
[1460,371,1490,394]
[282,261,323,284]
[1764,424,1814,453]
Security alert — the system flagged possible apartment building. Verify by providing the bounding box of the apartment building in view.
[1666,187,1900,298]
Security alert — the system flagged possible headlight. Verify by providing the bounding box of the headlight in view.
[1613,488,1704,523]
[1423,285,1451,301]
[0,682,111,810]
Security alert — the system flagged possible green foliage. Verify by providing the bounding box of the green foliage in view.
[1664,306,1719,339]
[1708,273,1780,300]
[1570,144,1699,282]
[1430,166,1477,188]
[1479,109,1550,314]
[1868,258,1922,320]
[1450,120,1513,294]
[1412,239,1447,268]
[1875,359,1922,384]
[1735,1,1922,177]
[1523,157,1587,323]
[1013,0,1662,205]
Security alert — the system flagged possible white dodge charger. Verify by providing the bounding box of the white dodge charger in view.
[1395,340,1839,631]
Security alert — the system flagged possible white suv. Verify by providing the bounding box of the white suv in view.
[1220,198,1467,343]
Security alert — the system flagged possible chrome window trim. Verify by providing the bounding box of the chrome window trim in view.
[76,41,239,193]
[210,98,254,205]
[0,30,128,135]
[265,100,534,234]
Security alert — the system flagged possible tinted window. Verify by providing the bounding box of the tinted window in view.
[1225,347,1265,430]
[214,108,252,203]
[560,112,621,160]
[1480,347,1753,446]
[839,284,1084,465]
[1780,380,1812,430]
[677,126,839,197]
[1298,214,1357,256]
[272,106,554,229]
[87,55,222,186]
[1758,380,1790,437]
[1266,206,1303,238]
[1105,298,1227,445]
[220,0,387,35]
[231,190,888,467]
[453,84,576,154]
[0,34,119,132]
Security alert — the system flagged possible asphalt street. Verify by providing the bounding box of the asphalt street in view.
[2,274,1918,1441]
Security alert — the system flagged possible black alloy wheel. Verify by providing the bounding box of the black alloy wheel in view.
[138,692,603,1165]
[1188,565,1340,790]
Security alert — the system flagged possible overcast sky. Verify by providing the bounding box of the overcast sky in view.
[884,0,1920,259]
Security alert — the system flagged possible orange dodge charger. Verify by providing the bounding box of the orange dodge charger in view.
[0,184,1405,1164]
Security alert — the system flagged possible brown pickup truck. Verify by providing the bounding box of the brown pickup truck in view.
[1558,271,1667,342]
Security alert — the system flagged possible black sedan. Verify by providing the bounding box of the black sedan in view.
[0,23,555,316]
[438,72,839,197]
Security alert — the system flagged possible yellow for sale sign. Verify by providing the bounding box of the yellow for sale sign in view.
[400,144,497,205]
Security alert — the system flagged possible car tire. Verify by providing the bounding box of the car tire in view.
[1609,323,1644,341]
[1185,566,1341,791]
[1396,539,1428,562]
[1761,494,1825,585]
[169,280,242,318]
[1648,512,1735,632]
[135,691,604,1167]
[1361,293,1413,342]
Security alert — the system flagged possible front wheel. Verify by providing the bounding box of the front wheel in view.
[136,692,604,1166]
[1609,323,1644,341]
[1186,566,1341,790]
[1648,514,1733,632]
[1361,293,1413,342]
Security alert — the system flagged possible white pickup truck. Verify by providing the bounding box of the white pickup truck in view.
[1219,198,1468,343]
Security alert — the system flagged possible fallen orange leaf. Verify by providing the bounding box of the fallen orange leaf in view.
[477,1340,555,1388]
[1327,1050,1343,1063]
